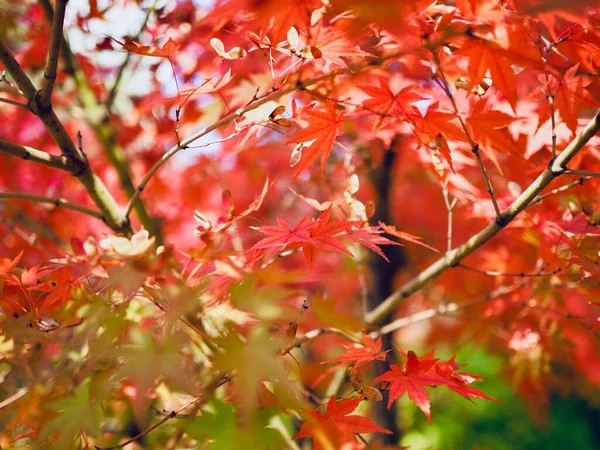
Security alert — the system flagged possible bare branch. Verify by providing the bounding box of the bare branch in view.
[38,0,159,241]
[527,176,587,207]
[39,0,67,107]
[457,263,561,278]
[0,35,130,234]
[0,191,105,220]
[366,110,600,324]
[0,96,28,109]
[372,283,525,338]
[0,139,76,171]
[564,169,600,178]
[94,375,231,450]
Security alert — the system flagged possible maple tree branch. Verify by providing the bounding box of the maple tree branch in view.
[280,327,361,356]
[123,50,408,218]
[0,191,105,220]
[0,96,28,109]
[564,169,600,178]
[528,176,588,207]
[372,283,525,338]
[37,0,158,241]
[39,0,66,107]
[366,110,600,324]
[0,36,130,234]
[0,139,75,172]
[457,263,561,278]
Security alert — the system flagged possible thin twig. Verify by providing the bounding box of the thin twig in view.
[371,282,525,338]
[528,177,588,207]
[366,110,600,324]
[94,375,231,450]
[0,139,74,172]
[457,263,561,278]
[564,169,600,178]
[433,53,501,219]
[0,96,29,109]
[0,191,105,220]
[0,36,129,233]
[39,0,67,107]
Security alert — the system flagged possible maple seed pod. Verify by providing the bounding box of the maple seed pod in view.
[269,105,286,119]
[363,386,383,402]
[348,367,363,385]
[582,200,594,217]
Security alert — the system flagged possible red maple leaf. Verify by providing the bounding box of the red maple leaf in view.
[302,208,353,264]
[375,351,447,423]
[407,102,465,146]
[321,332,390,367]
[290,101,344,176]
[379,222,439,252]
[466,98,516,171]
[435,356,500,404]
[457,37,517,111]
[347,226,402,262]
[294,396,391,449]
[360,79,424,131]
[249,210,353,264]
[108,36,180,59]
[249,216,314,260]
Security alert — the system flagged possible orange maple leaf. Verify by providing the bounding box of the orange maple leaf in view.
[294,396,391,449]
[109,36,180,59]
[458,38,517,111]
[375,351,447,423]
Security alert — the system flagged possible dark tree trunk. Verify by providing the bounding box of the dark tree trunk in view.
[367,135,407,445]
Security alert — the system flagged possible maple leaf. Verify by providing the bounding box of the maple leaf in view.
[321,331,390,367]
[289,101,344,176]
[309,27,371,68]
[347,226,402,262]
[250,216,315,259]
[375,351,447,423]
[360,79,424,131]
[465,98,516,172]
[294,396,391,449]
[457,37,517,111]
[407,102,465,146]
[379,222,439,252]
[302,208,353,264]
[108,36,180,59]
[435,356,500,404]
[539,65,599,136]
